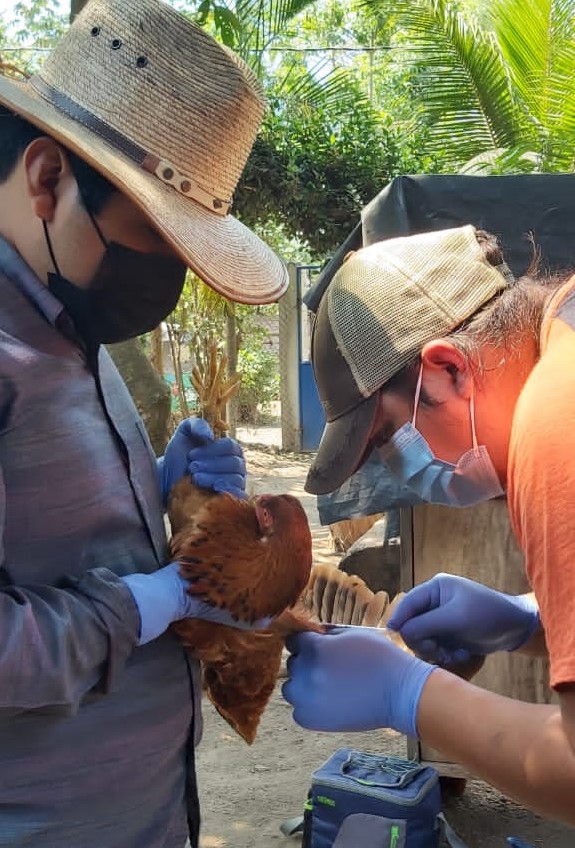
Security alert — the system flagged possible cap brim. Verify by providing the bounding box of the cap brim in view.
[0,76,287,305]
[305,393,379,495]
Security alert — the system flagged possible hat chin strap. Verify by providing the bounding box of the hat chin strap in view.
[30,74,232,216]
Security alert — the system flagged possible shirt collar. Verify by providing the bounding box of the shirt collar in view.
[0,234,65,327]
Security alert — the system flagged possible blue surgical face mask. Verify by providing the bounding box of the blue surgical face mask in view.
[377,364,504,507]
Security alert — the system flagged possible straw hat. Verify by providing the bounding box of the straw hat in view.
[0,0,287,305]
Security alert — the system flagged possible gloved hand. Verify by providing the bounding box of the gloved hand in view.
[388,573,540,665]
[282,628,435,737]
[158,418,246,506]
[121,562,269,645]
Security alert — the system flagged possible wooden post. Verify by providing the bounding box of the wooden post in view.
[279,263,301,452]
[400,499,556,775]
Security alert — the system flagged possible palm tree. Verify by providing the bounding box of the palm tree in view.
[361,0,575,173]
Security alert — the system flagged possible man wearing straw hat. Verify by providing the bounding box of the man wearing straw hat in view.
[0,0,285,845]
[283,226,575,825]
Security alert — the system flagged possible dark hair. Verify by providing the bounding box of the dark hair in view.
[383,228,567,402]
[0,105,116,214]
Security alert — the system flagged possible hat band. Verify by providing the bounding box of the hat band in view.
[30,75,232,216]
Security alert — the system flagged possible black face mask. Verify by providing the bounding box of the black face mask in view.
[44,213,186,347]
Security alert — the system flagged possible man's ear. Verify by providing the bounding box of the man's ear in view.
[420,339,473,400]
[22,137,70,223]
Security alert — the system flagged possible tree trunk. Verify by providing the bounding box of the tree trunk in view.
[166,322,190,420]
[107,340,172,456]
[150,325,164,376]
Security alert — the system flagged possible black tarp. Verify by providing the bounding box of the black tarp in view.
[308,173,575,524]
[306,173,575,311]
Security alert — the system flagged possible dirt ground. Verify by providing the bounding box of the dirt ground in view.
[195,443,575,848]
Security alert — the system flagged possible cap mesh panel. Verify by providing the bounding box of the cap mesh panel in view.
[327,226,508,397]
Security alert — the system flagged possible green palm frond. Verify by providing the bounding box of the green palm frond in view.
[276,60,373,111]
[490,0,575,168]
[362,0,527,165]
[235,0,318,56]
[362,0,575,172]
[459,144,541,175]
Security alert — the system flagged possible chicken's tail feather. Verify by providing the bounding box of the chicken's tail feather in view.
[298,564,485,678]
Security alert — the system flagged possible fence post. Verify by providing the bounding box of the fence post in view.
[279,263,301,451]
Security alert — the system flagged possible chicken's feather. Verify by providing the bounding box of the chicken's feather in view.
[168,476,313,744]
[169,473,484,746]
[170,484,311,622]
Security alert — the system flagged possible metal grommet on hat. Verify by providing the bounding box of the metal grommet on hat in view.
[0,0,287,305]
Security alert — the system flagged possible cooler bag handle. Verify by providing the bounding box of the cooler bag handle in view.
[340,752,427,789]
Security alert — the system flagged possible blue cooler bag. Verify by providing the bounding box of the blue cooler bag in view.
[303,749,442,848]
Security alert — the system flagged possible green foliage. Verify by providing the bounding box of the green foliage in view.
[12,0,67,42]
[191,0,243,47]
[235,0,319,61]
[489,0,575,170]
[2,1,67,72]
[361,0,575,173]
[253,219,313,263]
[179,0,320,62]
[221,0,445,256]
[164,271,279,424]
[235,64,414,256]
[168,272,231,346]
[236,328,280,423]
[163,272,227,420]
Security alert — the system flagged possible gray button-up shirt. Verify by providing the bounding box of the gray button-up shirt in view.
[0,237,202,847]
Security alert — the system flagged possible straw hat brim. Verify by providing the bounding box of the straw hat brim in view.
[0,75,288,305]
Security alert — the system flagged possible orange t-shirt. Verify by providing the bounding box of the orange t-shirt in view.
[508,275,575,689]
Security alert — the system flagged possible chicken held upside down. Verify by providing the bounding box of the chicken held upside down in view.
[168,478,484,745]
[169,476,313,744]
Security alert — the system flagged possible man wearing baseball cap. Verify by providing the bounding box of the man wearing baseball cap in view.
[0,1,287,845]
[284,225,575,824]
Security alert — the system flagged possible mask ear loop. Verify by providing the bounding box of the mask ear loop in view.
[43,220,61,276]
[412,362,424,427]
[85,208,108,250]
[469,381,479,450]
[77,181,108,249]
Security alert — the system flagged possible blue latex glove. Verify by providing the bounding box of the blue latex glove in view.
[121,562,269,645]
[158,418,246,506]
[282,628,435,737]
[388,573,540,665]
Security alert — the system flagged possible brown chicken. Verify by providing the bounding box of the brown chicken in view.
[169,476,313,744]
[169,473,485,745]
